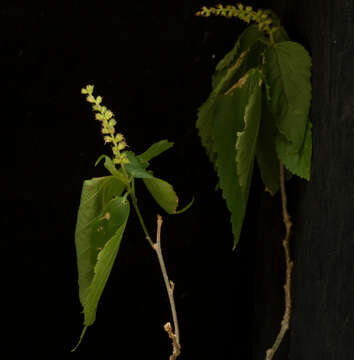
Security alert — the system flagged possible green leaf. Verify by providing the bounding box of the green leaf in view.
[276,120,312,180]
[273,26,290,43]
[138,140,174,162]
[197,27,266,166]
[212,25,266,88]
[142,177,192,214]
[73,195,130,350]
[255,97,281,195]
[74,177,126,306]
[124,151,154,179]
[264,41,312,153]
[209,69,262,248]
[142,177,178,214]
[95,154,129,185]
[235,70,263,187]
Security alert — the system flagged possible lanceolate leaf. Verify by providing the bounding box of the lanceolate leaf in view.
[138,140,174,163]
[74,196,130,349]
[212,69,262,248]
[264,41,312,154]
[197,29,266,166]
[236,69,263,187]
[212,25,265,88]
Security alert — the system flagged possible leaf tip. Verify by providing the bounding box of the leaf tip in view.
[71,326,88,352]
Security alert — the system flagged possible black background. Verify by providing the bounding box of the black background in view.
[2,0,354,359]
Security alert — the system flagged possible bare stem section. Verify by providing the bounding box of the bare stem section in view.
[265,163,294,360]
[153,215,181,360]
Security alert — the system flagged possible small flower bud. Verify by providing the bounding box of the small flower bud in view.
[104,136,113,144]
[86,95,95,103]
[96,96,102,104]
[108,119,117,127]
[118,141,127,150]
[95,113,104,121]
[105,110,113,120]
[115,133,124,142]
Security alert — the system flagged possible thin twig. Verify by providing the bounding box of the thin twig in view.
[153,215,181,359]
[265,163,294,360]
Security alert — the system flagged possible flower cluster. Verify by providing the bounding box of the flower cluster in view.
[81,85,129,165]
[196,3,274,35]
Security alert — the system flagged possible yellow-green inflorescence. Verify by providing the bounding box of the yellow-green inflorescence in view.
[196,3,276,36]
[81,85,129,165]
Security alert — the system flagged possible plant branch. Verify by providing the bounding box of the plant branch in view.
[265,163,293,360]
[153,215,181,360]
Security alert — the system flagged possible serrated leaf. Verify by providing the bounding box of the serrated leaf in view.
[264,41,312,153]
[255,97,281,195]
[212,25,265,88]
[124,151,154,179]
[276,120,312,180]
[236,70,263,187]
[142,177,192,214]
[210,69,261,248]
[74,177,126,305]
[197,34,266,167]
[73,196,130,350]
[138,140,174,163]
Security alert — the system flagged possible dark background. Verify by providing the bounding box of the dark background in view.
[2,0,353,359]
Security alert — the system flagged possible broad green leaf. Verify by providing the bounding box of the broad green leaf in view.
[236,69,263,187]
[197,30,266,166]
[211,69,262,248]
[276,120,312,180]
[142,177,193,214]
[73,196,130,350]
[264,41,312,153]
[74,176,126,305]
[212,25,266,88]
[125,151,153,179]
[142,177,178,214]
[255,96,281,195]
[138,140,174,162]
